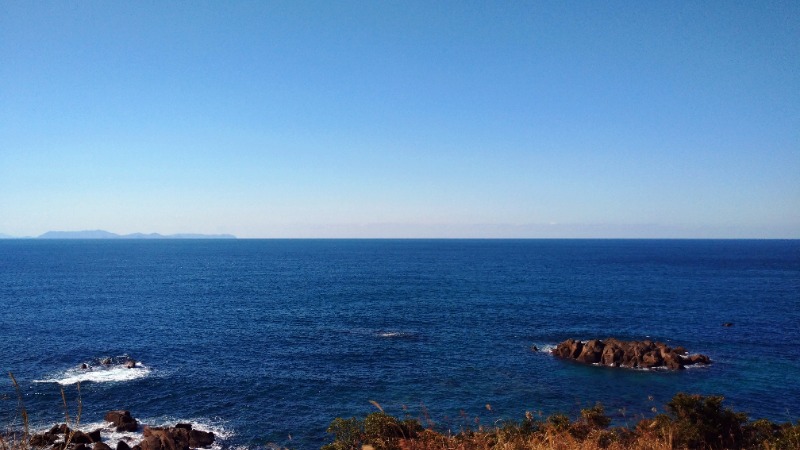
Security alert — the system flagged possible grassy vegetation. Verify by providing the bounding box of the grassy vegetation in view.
[323,394,800,450]
[1,373,82,450]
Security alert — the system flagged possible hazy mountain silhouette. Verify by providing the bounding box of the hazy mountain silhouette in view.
[36,230,236,239]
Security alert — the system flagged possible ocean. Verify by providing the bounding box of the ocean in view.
[1,239,798,449]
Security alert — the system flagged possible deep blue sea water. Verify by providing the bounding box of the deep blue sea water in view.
[1,239,799,449]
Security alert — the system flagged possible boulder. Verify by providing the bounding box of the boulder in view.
[140,425,214,450]
[104,411,138,432]
[641,351,663,368]
[685,354,711,365]
[30,433,58,447]
[576,339,605,364]
[553,338,584,360]
[138,436,161,450]
[188,429,214,448]
[143,426,191,450]
[88,430,102,443]
[48,424,70,436]
[600,343,623,367]
[70,431,93,445]
[93,443,112,450]
[117,442,131,450]
[663,352,685,370]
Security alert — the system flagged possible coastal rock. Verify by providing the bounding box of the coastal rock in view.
[552,338,711,370]
[144,426,190,450]
[576,339,605,364]
[104,410,138,432]
[69,431,93,445]
[138,436,162,450]
[188,429,215,448]
[30,432,58,447]
[87,430,102,443]
[139,424,214,450]
[33,415,214,450]
[553,338,583,359]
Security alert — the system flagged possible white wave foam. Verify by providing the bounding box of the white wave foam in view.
[377,331,417,339]
[534,344,556,353]
[34,363,151,385]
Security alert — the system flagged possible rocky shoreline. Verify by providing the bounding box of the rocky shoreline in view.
[551,338,711,370]
[28,411,215,450]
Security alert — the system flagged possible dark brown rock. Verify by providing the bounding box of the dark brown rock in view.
[663,352,685,370]
[117,441,131,450]
[48,424,71,436]
[576,339,605,364]
[641,351,663,368]
[88,430,102,443]
[188,430,214,448]
[30,433,58,447]
[70,431,94,445]
[93,443,112,450]
[552,338,710,370]
[552,338,584,360]
[138,436,161,450]
[685,354,711,365]
[104,411,138,432]
[174,424,192,431]
[600,343,623,367]
[143,426,190,450]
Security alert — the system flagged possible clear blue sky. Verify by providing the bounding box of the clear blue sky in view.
[1,1,798,238]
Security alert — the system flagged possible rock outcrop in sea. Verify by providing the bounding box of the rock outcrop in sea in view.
[552,338,711,370]
[28,411,214,450]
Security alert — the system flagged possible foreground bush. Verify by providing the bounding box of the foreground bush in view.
[323,394,800,450]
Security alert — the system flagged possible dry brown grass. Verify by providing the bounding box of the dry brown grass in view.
[392,422,675,450]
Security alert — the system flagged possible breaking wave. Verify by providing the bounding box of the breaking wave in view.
[34,357,151,385]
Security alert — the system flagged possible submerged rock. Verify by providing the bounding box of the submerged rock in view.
[552,338,711,370]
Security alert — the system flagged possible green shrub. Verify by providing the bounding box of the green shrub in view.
[546,413,571,432]
[771,421,800,450]
[662,393,748,449]
[580,403,611,429]
[321,417,362,450]
[322,412,422,450]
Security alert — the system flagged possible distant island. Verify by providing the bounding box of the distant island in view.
[27,230,236,239]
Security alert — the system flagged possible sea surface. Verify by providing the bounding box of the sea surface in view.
[1,239,799,449]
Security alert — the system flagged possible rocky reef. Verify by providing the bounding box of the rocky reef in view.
[552,338,711,370]
[28,411,214,450]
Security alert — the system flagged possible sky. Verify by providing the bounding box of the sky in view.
[1,1,798,238]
